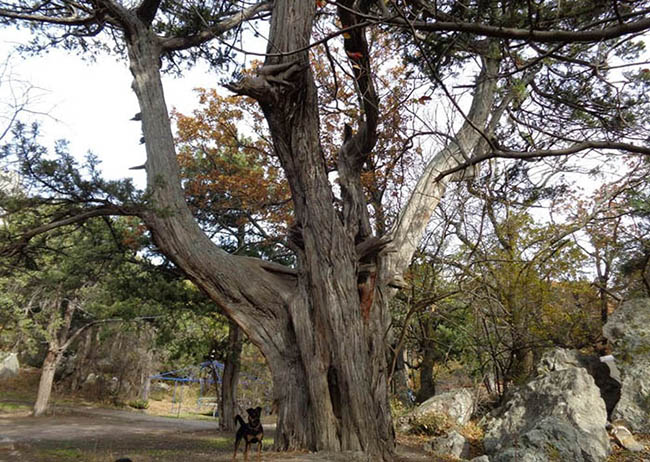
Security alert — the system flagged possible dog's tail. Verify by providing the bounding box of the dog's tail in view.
[235,414,245,427]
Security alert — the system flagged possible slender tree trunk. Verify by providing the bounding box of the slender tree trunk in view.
[141,375,151,402]
[416,346,436,403]
[219,320,242,431]
[390,346,411,405]
[598,278,609,325]
[70,327,94,391]
[33,295,75,416]
[33,348,61,416]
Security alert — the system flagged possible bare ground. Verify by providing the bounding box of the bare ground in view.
[0,404,435,462]
[1,370,646,462]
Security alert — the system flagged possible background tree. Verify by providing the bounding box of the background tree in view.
[405,163,612,397]
[619,159,650,297]
[0,214,139,416]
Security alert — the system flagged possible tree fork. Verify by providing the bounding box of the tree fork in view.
[232,1,396,458]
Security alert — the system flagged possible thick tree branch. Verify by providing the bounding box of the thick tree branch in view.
[435,141,650,182]
[135,0,161,25]
[389,13,650,43]
[385,55,501,279]
[337,0,379,165]
[0,204,141,258]
[160,1,273,52]
[335,0,379,241]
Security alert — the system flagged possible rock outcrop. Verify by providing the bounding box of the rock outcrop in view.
[0,352,19,380]
[536,348,621,419]
[397,388,475,433]
[484,366,609,462]
[603,298,650,433]
[424,429,471,459]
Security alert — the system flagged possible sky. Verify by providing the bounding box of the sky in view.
[1,28,232,187]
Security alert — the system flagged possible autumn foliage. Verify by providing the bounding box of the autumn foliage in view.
[173,90,291,240]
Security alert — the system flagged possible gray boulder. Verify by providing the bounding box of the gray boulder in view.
[83,372,98,386]
[424,429,471,459]
[397,388,475,432]
[470,457,490,462]
[537,348,621,419]
[603,298,650,432]
[0,352,19,380]
[491,417,601,462]
[484,367,609,462]
[153,381,170,392]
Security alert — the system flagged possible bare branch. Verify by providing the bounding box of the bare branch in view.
[0,6,98,25]
[60,317,123,352]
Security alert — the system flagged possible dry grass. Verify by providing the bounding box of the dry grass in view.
[607,433,650,462]
[0,367,40,402]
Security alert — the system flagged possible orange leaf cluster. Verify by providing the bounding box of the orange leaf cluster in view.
[172,89,292,233]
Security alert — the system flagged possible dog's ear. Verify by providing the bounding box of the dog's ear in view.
[246,407,255,415]
[256,406,262,415]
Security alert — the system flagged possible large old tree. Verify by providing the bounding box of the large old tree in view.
[2,0,649,458]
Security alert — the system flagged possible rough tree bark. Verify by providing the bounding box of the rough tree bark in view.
[224,1,395,454]
[415,347,436,404]
[219,320,242,432]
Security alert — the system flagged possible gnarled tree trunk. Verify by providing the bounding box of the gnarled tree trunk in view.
[117,1,500,458]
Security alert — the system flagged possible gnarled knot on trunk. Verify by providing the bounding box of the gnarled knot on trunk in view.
[225,60,307,104]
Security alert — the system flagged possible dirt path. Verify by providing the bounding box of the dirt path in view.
[0,405,256,462]
[1,406,220,444]
[0,405,431,462]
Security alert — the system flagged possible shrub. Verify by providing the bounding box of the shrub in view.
[128,399,150,410]
[407,411,452,436]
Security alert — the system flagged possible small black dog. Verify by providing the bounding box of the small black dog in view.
[233,406,264,461]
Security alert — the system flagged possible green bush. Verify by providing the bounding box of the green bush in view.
[128,399,150,410]
[390,397,411,419]
[407,411,452,436]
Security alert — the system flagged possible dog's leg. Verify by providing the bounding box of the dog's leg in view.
[233,437,241,461]
[257,440,262,461]
[244,442,250,462]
